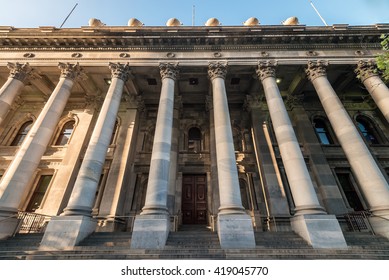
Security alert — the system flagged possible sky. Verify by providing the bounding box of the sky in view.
[1,0,389,28]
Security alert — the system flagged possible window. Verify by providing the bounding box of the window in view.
[313,118,334,145]
[336,172,364,211]
[239,179,251,210]
[54,120,75,145]
[26,175,53,212]
[110,121,119,145]
[356,116,381,144]
[11,121,33,146]
[188,127,201,152]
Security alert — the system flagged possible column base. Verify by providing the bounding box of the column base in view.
[39,216,97,250]
[369,213,389,239]
[217,213,256,249]
[130,214,170,249]
[291,214,347,248]
[0,217,20,239]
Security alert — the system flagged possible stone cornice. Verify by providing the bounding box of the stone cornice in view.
[0,25,386,51]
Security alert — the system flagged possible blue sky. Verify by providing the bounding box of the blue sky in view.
[1,0,389,28]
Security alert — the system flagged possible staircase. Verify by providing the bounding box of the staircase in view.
[1,228,389,260]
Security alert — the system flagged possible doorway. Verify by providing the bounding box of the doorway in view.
[181,174,207,224]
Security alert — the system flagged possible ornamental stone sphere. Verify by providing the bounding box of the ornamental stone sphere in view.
[282,16,299,25]
[128,18,144,27]
[243,17,260,26]
[88,18,105,27]
[205,18,220,26]
[166,18,182,26]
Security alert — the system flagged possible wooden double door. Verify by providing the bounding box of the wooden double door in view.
[181,174,207,225]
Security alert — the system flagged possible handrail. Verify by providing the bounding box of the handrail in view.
[15,211,52,235]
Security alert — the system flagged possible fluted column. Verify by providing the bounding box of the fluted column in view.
[355,60,389,123]
[256,61,325,216]
[307,60,389,239]
[0,62,37,126]
[208,61,255,249]
[62,62,131,217]
[0,63,84,239]
[130,63,179,249]
[257,61,346,248]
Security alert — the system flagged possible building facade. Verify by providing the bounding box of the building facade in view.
[0,19,389,250]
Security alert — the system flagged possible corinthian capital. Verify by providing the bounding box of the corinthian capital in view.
[109,62,131,82]
[159,63,179,81]
[305,60,328,81]
[208,61,227,80]
[256,61,277,81]
[7,62,38,84]
[355,60,378,82]
[58,62,86,81]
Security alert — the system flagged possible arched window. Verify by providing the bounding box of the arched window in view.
[54,120,75,145]
[188,127,201,152]
[313,118,334,145]
[11,120,33,146]
[356,116,381,144]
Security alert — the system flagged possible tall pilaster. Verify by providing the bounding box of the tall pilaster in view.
[355,60,389,123]
[257,61,346,248]
[0,62,37,126]
[40,63,131,249]
[208,61,255,249]
[0,63,84,239]
[307,60,389,239]
[130,63,179,249]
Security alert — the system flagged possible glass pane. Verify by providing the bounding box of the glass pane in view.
[11,121,33,146]
[26,175,53,212]
[55,121,75,145]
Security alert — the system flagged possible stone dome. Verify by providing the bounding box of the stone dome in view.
[243,17,260,26]
[88,18,105,27]
[166,18,182,27]
[128,18,144,27]
[205,18,220,26]
[282,16,299,25]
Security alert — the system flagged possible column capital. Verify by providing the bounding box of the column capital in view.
[159,63,179,81]
[355,60,379,82]
[256,60,277,81]
[208,61,228,80]
[305,60,328,81]
[286,93,305,110]
[7,62,39,84]
[58,62,86,81]
[109,62,131,82]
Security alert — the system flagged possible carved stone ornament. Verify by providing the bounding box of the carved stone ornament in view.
[7,62,37,84]
[355,60,378,82]
[58,62,86,81]
[109,62,131,82]
[159,63,179,81]
[208,61,227,80]
[305,60,328,81]
[256,61,277,81]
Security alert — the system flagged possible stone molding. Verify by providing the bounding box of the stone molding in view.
[109,62,131,82]
[305,60,329,81]
[208,61,227,80]
[58,62,86,81]
[159,63,179,81]
[256,61,277,81]
[355,60,379,82]
[6,62,39,84]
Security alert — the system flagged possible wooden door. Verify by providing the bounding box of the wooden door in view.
[182,175,207,224]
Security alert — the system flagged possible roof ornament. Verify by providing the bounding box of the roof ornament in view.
[243,17,260,26]
[282,16,299,25]
[88,18,106,27]
[166,18,182,26]
[128,18,144,27]
[205,18,220,26]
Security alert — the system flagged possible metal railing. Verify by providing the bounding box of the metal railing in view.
[342,211,374,234]
[16,212,51,234]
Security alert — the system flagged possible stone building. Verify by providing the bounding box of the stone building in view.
[0,17,389,254]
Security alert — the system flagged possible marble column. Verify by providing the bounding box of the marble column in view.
[130,63,179,249]
[0,62,37,126]
[355,60,389,123]
[40,63,131,249]
[257,61,346,248]
[0,63,84,239]
[208,61,255,249]
[307,60,389,239]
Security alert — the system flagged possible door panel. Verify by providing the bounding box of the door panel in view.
[182,174,207,224]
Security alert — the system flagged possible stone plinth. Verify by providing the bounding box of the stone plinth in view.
[0,209,19,239]
[217,214,256,249]
[130,214,170,249]
[39,216,96,250]
[291,214,347,248]
[368,211,389,239]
